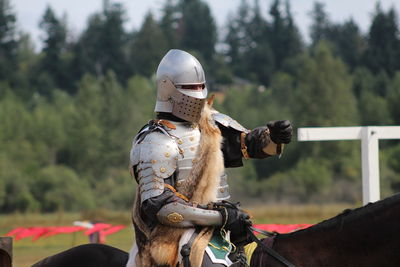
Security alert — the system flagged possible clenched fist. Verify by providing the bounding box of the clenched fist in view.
[266,120,292,144]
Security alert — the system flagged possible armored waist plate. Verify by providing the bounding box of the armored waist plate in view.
[157,202,222,227]
[168,122,201,185]
[216,173,230,201]
[176,172,230,200]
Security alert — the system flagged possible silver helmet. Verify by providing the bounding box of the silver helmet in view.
[155,49,208,122]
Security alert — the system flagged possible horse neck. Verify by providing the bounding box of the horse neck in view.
[272,194,400,266]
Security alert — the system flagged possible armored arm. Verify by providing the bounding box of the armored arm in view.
[156,202,222,227]
[212,112,292,166]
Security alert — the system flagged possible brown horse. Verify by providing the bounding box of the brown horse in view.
[250,193,400,267]
[31,243,128,267]
[32,193,400,267]
[0,236,12,267]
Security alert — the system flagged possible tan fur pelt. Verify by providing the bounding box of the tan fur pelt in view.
[187,228,214,267]
[180,98,224,203]
[134,98,224,267]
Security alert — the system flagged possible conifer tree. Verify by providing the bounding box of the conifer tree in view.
[179,0,217,61]
[309,2,330,46]
[159,0,179,49]
[0,0,17,83]
[130,12,168,77]
[38,6,70,94]
[225,0,253,76]
[73,0,128,83]
[364,4,400,76]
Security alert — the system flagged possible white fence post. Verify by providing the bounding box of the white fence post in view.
[361,127,380,205]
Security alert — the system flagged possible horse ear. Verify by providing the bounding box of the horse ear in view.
[207,94,215,107]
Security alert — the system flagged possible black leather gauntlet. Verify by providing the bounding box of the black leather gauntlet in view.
[212,201,253,246]
[266,120,293,144]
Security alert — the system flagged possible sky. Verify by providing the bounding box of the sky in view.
[11,0,400,50]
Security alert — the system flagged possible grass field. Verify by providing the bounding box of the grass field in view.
[1,204,357,267]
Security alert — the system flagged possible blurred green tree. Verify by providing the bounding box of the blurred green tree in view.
[12,33,38,99]
[309,1,330,46]
[38,5,72,95]
[1,163,39,212]
[293,42,359,127]
[387,71,400,124]
[0,0,17,83]
[159,0,180,49]
[32,165,95,212]
[309,2,366,71]
[269,0,302,70]
[73,0,128,83]
[328,19,366,71]
[130,12,168,77]
[363,4,400,76]
[224,0,254,77]
[179,0,217,62]
[289,42,360,181]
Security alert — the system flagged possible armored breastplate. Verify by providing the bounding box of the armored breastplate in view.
[170,122,230,201]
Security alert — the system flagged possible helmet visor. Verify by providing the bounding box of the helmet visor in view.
[171,90,205,122]
[176,84,208,99]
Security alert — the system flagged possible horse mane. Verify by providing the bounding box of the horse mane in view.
[285,193,400,237]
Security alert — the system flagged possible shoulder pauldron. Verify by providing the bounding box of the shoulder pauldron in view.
[130,125,180,203]
[211,111,249,133]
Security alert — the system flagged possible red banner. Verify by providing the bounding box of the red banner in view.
[84,223,112,236]
[253,223,312,233]
[5,223,308,243]
[5,223,126,243]
[101,225,126,237]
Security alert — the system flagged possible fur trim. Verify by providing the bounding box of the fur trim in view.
[188,228,214,267]
[180,101,224,204]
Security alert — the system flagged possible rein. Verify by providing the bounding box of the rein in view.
[247,226,295,267]
[213,201,295,267]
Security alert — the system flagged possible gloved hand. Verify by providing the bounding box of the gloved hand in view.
[213,201,252,246]
[267,120,293,144]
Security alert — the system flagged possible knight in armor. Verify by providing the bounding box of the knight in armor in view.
[128,49,292,267]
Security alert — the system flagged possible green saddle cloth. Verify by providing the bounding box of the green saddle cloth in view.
[207,231,232,262]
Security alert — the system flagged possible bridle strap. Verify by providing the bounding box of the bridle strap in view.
[247,226,295,267]
[250,226,276,237]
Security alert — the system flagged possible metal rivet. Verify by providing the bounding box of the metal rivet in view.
[189,137,195,141]
[220,188,225,193]
[151,159,157,164]
[164,152,170,157]
[160,167,166,173]
[178,139,183,145]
